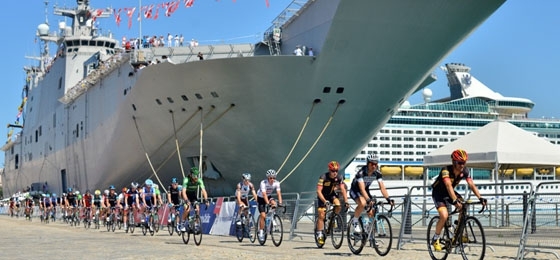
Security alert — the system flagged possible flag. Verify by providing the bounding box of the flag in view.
[165,1,180,17]
[154,5,160,20]
[92,9,104,21]
[126,7,136,29]
[144,5,153,19]
[114,9,122,26]
[265,0,269,8]
[185,0,194,7]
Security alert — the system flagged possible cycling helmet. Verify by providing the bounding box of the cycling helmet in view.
[451,149,468,162]
[328,161,340,171]
[104,189,109,195]
[75,191,80,195]
[62,193,66,197]
[85,190,90,194]
[52,193,57,197]
[145,179,154,186]
[366,154,379,163]
[171,177,178,184]
[109,185,115,190]
[266,169,277,178]
[67,188,73,192]
[122,187,127,193]
[131,182,139,188]
[153,184,159,190]
[94,190,101,195]
[242,173,251,181]
[190,167,200,177]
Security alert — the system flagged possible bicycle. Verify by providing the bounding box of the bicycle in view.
[182,201,206,246]
[83,207,92,229]
[235,204,257,243]
[314,202,346,249]
[347,198,394,256]
[106,207,118,232]
[427,198,487,260]
[141,205,159,236]
[256,204,286,247]
[93,208,101,229]
[125,206,136,234]
[167,204,181,236]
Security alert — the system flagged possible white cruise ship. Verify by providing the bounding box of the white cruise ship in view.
[346,63,560,194]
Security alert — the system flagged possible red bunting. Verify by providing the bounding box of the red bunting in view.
[126,7,136,29]
[113,9,122,26]
[185,0,194,7]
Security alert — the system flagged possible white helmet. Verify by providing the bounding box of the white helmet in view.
[104,189,109,196]
[266,169,277,178]
[367,154,379,163]
[242,173,251,180]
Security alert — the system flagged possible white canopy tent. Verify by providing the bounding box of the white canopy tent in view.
[423,119,560,170]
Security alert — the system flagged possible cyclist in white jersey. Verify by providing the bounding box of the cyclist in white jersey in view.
[256,169,283,241]
[235,173,258,225]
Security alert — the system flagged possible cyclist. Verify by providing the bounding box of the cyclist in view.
[50,193,58,221]
[256,169,283,241]
[180,167,209,232]
[349,154,394,234]
[430,149,486,251]
[141,179,158,231]
[105,185,119,223]
[92,190,103,222]
[167,178,183,230]
[82,190,93,223]
[316,161,349,244]
[153,184,163,207]
[24,195,34,219]
[235,173,258,226]
[65,188,78,221]
[123,182,140,230]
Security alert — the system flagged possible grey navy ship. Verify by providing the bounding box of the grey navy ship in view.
[1,0,506,196]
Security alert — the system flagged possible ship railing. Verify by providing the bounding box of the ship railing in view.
[129,43,255,64]
[58,51,130,105]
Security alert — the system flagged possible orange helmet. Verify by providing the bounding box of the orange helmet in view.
[328,161,340,171]
[122,187,128,193]
[451,149,468,162]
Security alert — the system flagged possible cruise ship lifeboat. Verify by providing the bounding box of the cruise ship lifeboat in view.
[498,169,514,176]
[404,166,424,177]
[556,167,560,177]
[380,166,401,176]
[516,168,534,176]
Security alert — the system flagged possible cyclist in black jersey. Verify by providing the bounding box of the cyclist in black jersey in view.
[316,161,348,244]
[349,154,393,234]
[167,178,183,210]
[430,149,486,251]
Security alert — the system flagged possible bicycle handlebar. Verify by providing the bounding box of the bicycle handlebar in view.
[449,199,487,214]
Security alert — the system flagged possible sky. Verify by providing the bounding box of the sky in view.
[0,0,559,166]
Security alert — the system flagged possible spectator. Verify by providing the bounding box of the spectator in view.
[308,48,314,57]
[197,52,204,60]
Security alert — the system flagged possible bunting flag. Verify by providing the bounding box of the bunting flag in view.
[153,5,160,20]
[143,5,154,19]
[92,9,104,21]
[114,9,122,26]
[126,7,136,29]
[109,0,273,29]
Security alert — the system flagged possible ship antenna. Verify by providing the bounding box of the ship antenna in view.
[44,1,49,25]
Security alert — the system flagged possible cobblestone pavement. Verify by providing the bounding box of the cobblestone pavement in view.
[0,216,556,260]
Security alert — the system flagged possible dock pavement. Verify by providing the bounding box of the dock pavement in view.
[0,216,554,260]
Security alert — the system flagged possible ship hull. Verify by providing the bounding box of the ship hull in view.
[2,0,506,196]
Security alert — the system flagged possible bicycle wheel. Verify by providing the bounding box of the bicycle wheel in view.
[182,228,190,244]
[331,213,345,249]
[168,217,174,236]
[459,216,486,260]
[193,215,203,246]
[313,216,324,248]
[236,218,244,242]
[129,212,135,234]
[248,214,257,243]
[427,216,449,260]
[142,222,147,236]
[149,216,155,236]
[106,214,112,232]
[175,215,181,236]
[373,214,392,256]
[257,215,267,246]
[347,218,366,255]
[111,217,116,232]
[153,213,160,233]
[270,215,283,247]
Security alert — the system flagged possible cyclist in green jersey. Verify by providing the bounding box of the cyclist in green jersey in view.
[179,167,210,232]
